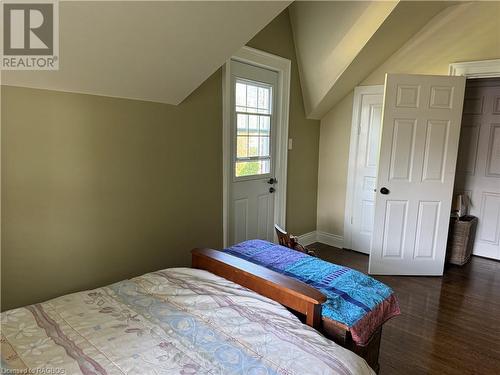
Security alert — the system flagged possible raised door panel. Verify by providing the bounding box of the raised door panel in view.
[486,124,500,177]
[361,200,375,235]
[456,121,480,175]
[389,119,416,181]
[414,201,441,259]
[234,198,248,244]
[366,104,383,168]
[382,200,408,258]
[462,96,484,115]
[257,194,271,240]
[396,85,421,108]
[430,86,454,109]
[478,192,500,245]
[422,120,450,182]
[494,95,500,114]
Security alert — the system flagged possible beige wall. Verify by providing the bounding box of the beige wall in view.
[317,2,500,237]
[317,92,354,235]
[1,9,319,310]
[2,74,224,310]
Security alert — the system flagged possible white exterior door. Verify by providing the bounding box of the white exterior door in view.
[454,79,500,260]
[369,74,466,275]
[346,86,384,254]
[228,60,278,245]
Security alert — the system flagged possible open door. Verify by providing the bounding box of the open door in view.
[369,74,466,275]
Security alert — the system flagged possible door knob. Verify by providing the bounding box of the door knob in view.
[269,187,276,193]
[268,178,278,185]
[380,187,390,195]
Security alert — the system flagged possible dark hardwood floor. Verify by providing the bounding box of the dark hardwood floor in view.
[312,243,500,375]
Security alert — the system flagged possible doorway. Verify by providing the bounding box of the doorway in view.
[222,47,291,247]
[453,77,500,260]
[229,60,278,244]
[344,85,384,254]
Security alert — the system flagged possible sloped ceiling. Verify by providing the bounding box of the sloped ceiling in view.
[1,1,290,104]
[289,1,455,119]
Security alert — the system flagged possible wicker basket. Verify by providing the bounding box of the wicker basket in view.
[446,216,478,266]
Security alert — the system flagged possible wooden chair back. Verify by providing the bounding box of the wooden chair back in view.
[275,224,295,248]
[274,225,315,256]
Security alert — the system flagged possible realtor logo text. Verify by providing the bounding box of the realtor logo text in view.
[1,1,59,70]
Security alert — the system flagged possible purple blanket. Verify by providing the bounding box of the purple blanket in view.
[224,240,400,345]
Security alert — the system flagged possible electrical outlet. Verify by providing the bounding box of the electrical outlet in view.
[288,138,293,150]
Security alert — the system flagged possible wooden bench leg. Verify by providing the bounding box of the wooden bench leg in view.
[321,320,382,373]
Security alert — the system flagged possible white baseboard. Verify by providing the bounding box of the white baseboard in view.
[317,231,344,248]
[296,231,317,246]
[297,230,344,248]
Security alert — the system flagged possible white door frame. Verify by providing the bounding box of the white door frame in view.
[222,46,291,247]
[449,59,500,260]
[449,59,500,79]
[343,85,384,252]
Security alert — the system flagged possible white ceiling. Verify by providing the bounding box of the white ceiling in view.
[1,1,290,104]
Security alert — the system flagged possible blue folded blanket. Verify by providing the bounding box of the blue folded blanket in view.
[224,239,400,344]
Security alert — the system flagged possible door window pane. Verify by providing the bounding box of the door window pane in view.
[258,87,270,113]
[248,136,259,157]
[237,114,248,135]
[236,82,247,107]
[237,136,248,158]
[247,85,258,108]
[234,79,273,178]
[259,116,270,135]
[235,79,272,114]
[248,115,259,135]
[236,159,270,177]
[259,136,270,157]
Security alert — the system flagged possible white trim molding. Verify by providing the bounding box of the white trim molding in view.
[449,59,500,79]
[297,231,317,246]
[343,85,384,251]
[222,46,291,247]
[317,231,344,249]
[298,231,344,249]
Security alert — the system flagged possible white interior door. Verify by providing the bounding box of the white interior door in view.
[454,78,500,260]
[229,60,278,245]
[369,73,466,275]
[345,86,384,253]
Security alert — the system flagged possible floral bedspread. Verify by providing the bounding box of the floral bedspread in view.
[1,268,374,375]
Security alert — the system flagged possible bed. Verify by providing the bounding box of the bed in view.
[1,261,374,374]
[221,240,401,372]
